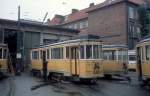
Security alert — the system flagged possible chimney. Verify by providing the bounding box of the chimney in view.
[89,3,94,7]
[72,9,79,14]
[55,14,64,19]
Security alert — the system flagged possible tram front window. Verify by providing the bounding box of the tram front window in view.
[146,45,150,60]
[0,48,2,59]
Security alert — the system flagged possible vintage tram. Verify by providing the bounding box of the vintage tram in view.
[136,36,150,85]
[102,45,128,78]
[0,43,8,73]
[30,35,103,82]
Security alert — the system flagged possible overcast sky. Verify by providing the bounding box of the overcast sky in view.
[0,0,105,22]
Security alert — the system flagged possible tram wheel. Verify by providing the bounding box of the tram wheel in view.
[104,74,112,79]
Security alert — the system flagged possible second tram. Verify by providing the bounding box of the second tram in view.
[30,35,104,82]
[0,43,8,73]
[136,36,150,85]
[102,45,128,78]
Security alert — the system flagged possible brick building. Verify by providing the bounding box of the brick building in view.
[48,0,148,50]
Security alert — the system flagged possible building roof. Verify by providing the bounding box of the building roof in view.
[62,8,89,24]
[88,0,145,13]
[128,0,145,5]
[48,0,145,25]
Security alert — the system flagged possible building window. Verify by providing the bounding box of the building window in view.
[0,48,2,59]
[80,22,84,29]
[129,7,134,19]
[74,24,78,29]
[80,45,84,59]
[85,21,88,28]
[51,47,63,59]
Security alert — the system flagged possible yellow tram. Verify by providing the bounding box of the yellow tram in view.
[102,45,128,78]
[136,36,150,85]
[30,35,103,82]
[0,43,8,73]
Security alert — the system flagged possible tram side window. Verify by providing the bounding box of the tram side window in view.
[103,50,116,60]
[103,51,108,60]
[80,45,84,59]
[118,51,122,60]
[40,50,43,59]
[66,47,70,59]
[99,45,102,59]
[46,49,50,59]
[86,45,92,59]
[32,51,39,60]
[0,48,2,59]
[146,45,150,60]
[93,45,99,59]
[3,49,7,59]
[51,48,63,59]
[122,51,128,61]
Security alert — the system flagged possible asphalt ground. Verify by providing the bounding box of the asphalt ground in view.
[0,72,150,96]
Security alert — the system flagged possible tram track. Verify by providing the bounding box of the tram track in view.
[7,76,15,96]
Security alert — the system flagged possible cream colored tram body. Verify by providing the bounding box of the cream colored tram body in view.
[102,45,128,77]
[30,35,103,81]
[0,43,8,73]
[136,37,150,85]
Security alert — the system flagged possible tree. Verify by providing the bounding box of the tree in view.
[138,6,150,37]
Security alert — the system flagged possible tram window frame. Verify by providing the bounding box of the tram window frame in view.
[93,45,99,59]
[129,55,136,61]
[99,45,102,59]
[3,49,7,59]
[46,49,50,60]
[118,50,122,61]
[0,48,2,59]
[146,45,150,60]
[80,45,85,59]
[122,50,128,61]
[40,50,43,59]
[32,51,39,60]
[86,45,92,59]
[66,47,70,59]
[51,47,63,59]
[103,50,116,60]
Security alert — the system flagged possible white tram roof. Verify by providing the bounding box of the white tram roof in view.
[32,34,103,49]
[102,45,128,49]
[0,43,7,47]
[138,35,150,44]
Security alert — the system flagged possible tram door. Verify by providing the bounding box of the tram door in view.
[70,47,79,76]
[137,47,142,80]
[42,50,47,81]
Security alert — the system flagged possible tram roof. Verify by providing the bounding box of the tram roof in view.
[33,34,102,49]
[139,35,150,43]
[102,45,128,49]
[0,43,7,47]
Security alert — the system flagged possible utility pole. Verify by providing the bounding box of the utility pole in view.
[40,12,48,45]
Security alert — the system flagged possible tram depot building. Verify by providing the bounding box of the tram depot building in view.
[0,19,79,69]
